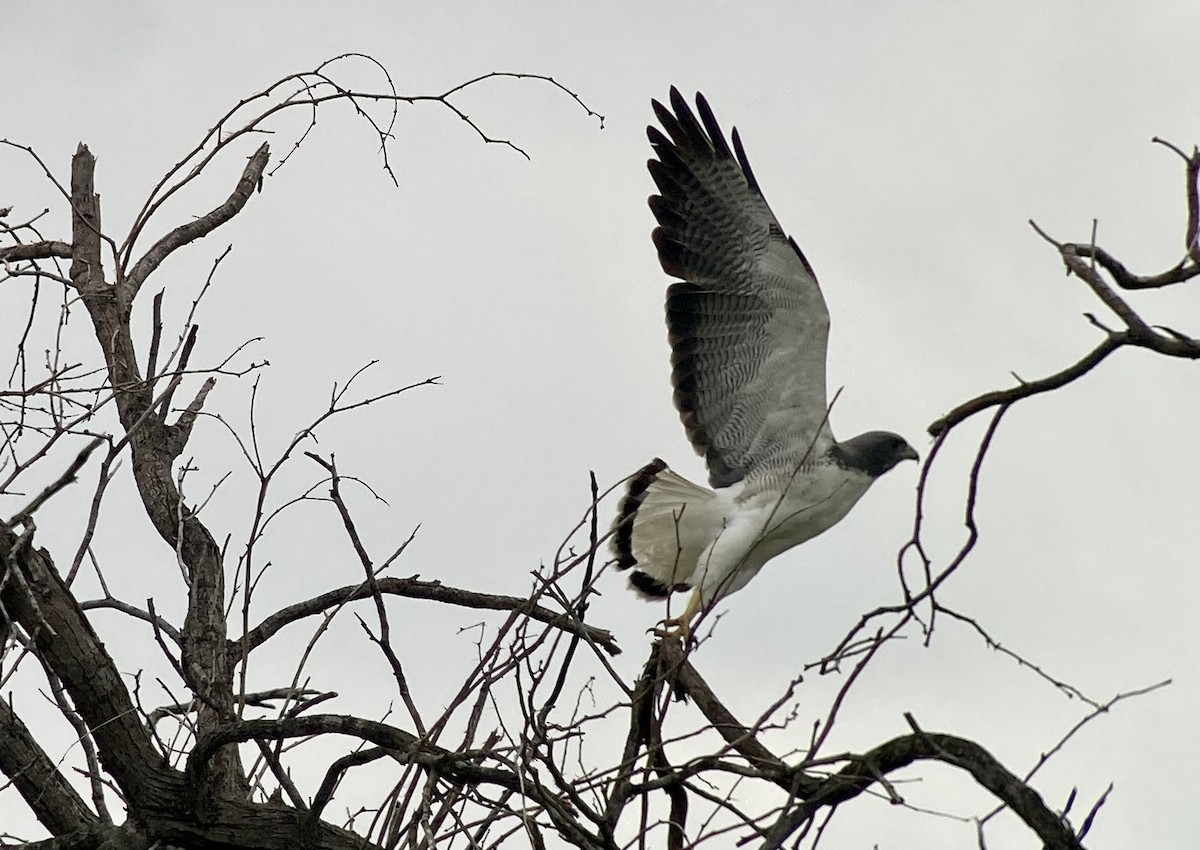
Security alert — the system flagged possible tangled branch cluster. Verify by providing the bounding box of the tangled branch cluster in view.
[1,57,1193,850]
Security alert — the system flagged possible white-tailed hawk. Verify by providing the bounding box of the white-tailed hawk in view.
[612,88,917,641]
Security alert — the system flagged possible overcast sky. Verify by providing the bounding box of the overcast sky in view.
[5,2,1200,847]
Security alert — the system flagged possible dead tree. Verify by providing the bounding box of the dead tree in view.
[2,56,1195,849]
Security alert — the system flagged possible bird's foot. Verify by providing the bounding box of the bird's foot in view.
[650,589,703,645]
[649,616,692,644]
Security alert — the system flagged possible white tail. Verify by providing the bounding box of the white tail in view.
[611,459,720,597]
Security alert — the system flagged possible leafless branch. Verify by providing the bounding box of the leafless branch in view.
[0,241,72,263]
[235,575,620,659]
[6,436,104,526]
[759,716,1085,850]
[124,144,269,298]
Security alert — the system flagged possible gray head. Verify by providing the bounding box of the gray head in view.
[832,431,919,478]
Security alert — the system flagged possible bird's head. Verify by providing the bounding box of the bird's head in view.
[834,431,919,478]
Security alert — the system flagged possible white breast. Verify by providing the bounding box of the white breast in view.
[694,464,874,604]
[745,463,874,558]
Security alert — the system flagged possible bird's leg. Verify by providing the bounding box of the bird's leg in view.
[651,588,703,643]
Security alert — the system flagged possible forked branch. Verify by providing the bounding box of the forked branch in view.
[124,142,270,298]
[930,138,1200,438]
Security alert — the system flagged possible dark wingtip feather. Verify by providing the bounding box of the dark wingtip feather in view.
[668,86,689,118]
[731,128,760,194]
[647,157,684,197]
[650,88,757,213]
[646,126,671,149]
[694,92,733,159]
[650,99,675,136]
[612,457,669,571]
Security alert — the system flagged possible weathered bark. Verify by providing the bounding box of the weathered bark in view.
[67,144,263,800]
[0,240,72,262]
[0,697,99,835]
[0,526,174,810]
[0,527,385,850]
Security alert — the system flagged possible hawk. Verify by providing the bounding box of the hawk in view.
[612,88,918,641]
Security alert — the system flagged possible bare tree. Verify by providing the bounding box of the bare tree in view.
[1,56,1195,849]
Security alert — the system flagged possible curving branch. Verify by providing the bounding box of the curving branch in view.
[234,575,621,659]
[758,719,1085,850]
[929,336,1122,437]
[931,265,1199,439]
[930,139,1200,438]
[1063,242,1200,290]
[118,57,603,269]
[618,640,1108,850]
[185,714,518,801]
[76,598,183,645]
[124,142,269,298]
[1056,139,1200,288]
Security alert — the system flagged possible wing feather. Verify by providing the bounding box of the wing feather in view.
[648,88,832,488]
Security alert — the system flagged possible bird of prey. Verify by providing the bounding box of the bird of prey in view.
[612,88,918,642]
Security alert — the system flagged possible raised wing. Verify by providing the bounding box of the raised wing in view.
[648,88,832,488]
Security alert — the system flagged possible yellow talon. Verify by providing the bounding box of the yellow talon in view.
[650,617,691,643]
[649,588,703,644]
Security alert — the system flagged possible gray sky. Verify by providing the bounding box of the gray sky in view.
[5,2,1200,847]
